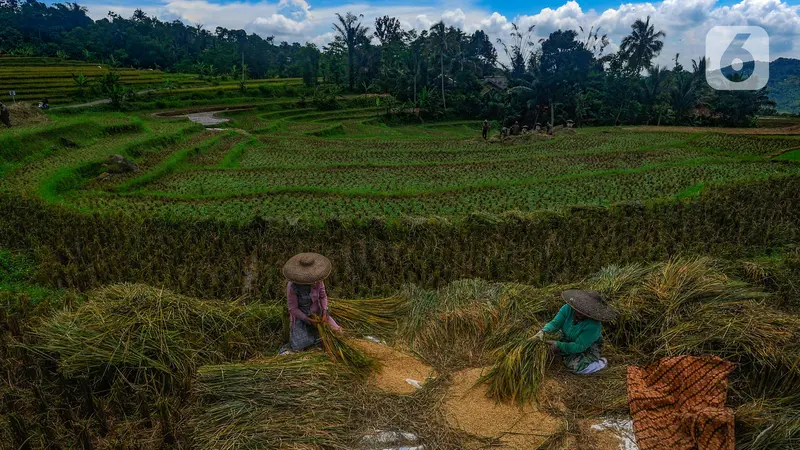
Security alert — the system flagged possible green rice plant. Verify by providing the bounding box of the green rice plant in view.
[478,329,555,404]
[315,317,379,377]
[191,354,362,449]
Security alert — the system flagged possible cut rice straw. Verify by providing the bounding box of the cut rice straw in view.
[315,316,380,377]
[479,330,555,404]
[329,296,408,336]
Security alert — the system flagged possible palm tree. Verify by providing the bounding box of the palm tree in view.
[403,39,424,106]
[427,21,456,110]
[619,16,665,74]
[670,73,698,124]
[333,12,369,91]
[642,65,667,124]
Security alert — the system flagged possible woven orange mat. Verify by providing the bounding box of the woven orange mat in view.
[627,355,735,450]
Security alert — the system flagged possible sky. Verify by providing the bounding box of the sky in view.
[71,0,800,67]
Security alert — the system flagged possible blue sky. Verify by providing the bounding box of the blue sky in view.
[70,0,800,65]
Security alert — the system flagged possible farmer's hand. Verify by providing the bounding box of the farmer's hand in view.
[546,340,560,354]
[533,330,544,341]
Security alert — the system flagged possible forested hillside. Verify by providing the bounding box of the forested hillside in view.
[1,0,794,126]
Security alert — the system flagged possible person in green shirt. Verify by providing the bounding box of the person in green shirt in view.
[533,290,617,374]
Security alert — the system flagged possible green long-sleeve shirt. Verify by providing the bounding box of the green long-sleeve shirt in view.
[542,304,602,355]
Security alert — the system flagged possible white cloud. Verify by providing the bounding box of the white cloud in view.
[278,0,311,20]
[79,0,800,64]
[251,14,307,36]
[441,8,466,29]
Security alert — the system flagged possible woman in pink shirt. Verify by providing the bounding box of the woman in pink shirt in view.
[281,253,341,353]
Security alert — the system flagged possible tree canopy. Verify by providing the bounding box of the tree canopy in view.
[0,1,778,126]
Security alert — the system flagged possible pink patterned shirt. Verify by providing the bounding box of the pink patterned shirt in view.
[286,281,341,330]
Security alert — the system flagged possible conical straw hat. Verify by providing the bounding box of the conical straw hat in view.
[282,253,332,284]
[561,290,617,322]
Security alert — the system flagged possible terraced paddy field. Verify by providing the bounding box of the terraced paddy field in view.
[3,101,800,300]
[3,104,800,224]
[0,56,302,105]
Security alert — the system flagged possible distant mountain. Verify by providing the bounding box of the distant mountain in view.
[721,58,800,114]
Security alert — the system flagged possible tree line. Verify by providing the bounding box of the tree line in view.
[0,0,775,126]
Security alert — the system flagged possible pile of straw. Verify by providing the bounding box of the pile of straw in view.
[191,354,362,449]
[27,284,283,386]
[597,258,800,373]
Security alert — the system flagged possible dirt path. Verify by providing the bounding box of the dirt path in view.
[186,110,234,126]
[51,89,158,110]
[153,106,255,129]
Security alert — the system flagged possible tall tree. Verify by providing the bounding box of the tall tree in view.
[427,21,456,110]
[642,65,668,124]
[373,15,402,45]
[619,16,665,74]
[333,12,369,91]
[497,23,535,80]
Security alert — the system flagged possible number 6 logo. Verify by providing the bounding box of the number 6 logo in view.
[705,26,769,91]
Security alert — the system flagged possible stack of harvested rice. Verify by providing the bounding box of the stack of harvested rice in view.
[28,284,283,386]
[191,354,362,449]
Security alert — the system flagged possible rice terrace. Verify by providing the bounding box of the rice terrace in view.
[2,3,800,449]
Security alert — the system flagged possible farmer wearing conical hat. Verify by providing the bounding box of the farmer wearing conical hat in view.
[534,290,617,375]
[280,253,341,354]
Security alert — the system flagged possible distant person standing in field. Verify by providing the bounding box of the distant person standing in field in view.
[534,290,617,374]
[511,121,521,135]
[280,252,342,354]
[0,103,10,128]
[482,119,489,140]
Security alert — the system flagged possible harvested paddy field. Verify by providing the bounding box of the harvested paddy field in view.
[2,257,798,448]
[2,99,800,449]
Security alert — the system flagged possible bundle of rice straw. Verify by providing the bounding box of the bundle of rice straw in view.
[329,296,408,336]
[315,317,379,377]
[191,354,362,449]
[479,329,554,404]
[27,284,283,387]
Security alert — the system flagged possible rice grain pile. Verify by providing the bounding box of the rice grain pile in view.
[350,339,436,394]
[444,367,563,449]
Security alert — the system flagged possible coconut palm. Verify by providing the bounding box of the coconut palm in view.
[403,39,424,106]
[427,21,457,110]
[642,65,668,123]
[333,12,370,91]
[619,16,665,74]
